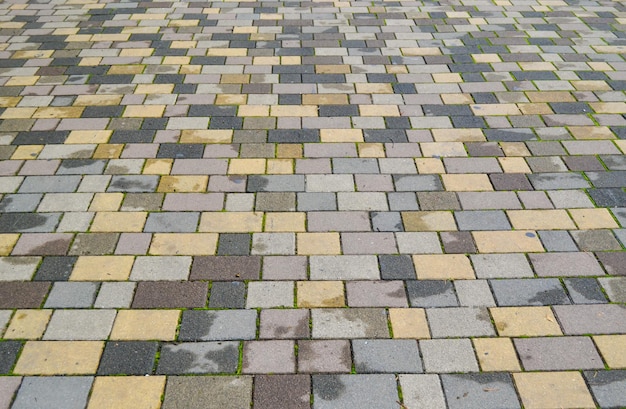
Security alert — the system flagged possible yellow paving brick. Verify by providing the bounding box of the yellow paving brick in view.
[441,93,474,105]
[0,97,22,108]
[519,61,555,71]
[513,372,595,409]
[207,48,248,57]
[432,128,485,142]
[615,140,626,154]
[432,73,462,83]
[87,376,166,409]
[276,144,303,159]
[1,107,37,119]
[93,144,123,159]
[490,306,562,336]
[354,83,392,94]
[498,157,531,173]
[157,175,208,192]
[4,310,52,339]
[568,126,615,140]
[412,254,474,280]
[74,95,123,106]
[143,159,172,175]
[5,76,39,86]
[470,103,521,116]
[526,91,575,103]
[297,232,341,255]
[70,256,134,281]
[500,142,531,156]
[588,102,626,114]
[228,158,266,174]
[32,107,84,119]
[302,94,348,105]
[593,335,626,369]
[110,310,180,341]
[91,212,146,232]
[297,281,345,307]
[359,105,400,116]
[569,208,619,229]
[91,33,130,42]
[415,158,445,174]
[135,84,174,94]
[265,212,306,232]
[402,211,457,231]
[358,143,385,157]
[89,193,124,211]
[65,130,111,144]
[281,56,300,65]
[420,142,466,158]
[149,233,217,255]
[385,64,408,74]
[572,80,611,91]
[389,308,430,339]
[441,174,493,191]
[253,56,279,65]
[267,159,293,174]
[315,65,351,74]
[79,58,102,67]
[11,145,42,160]
[320,129,363,142]
[14,341,103,375]
[517,102,553,115]
[221,74,250,84]
[108,65,144,75]
[215,94,247,105]
[123,105,165,118]
[507,209,576,230]
[199,212,264,233]
[0,234,19,256]
[472,53,501,63]
[473,231,544,253]
[270,105,318,117]
[180,130,233,143]
[401,47,441,56]
[473,337,521,372]
[238,105,270,117]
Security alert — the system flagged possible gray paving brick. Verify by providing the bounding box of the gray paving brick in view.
[396,232,442,254]
[312,375,399,409]
[157,341,239,374]
[528,172,590,189]
[107,175,159,192]
[530,252,604,277]
[18,176,81,193]
[471,254,534,278]
[11,377,93,409]
[332,158,380,174]
[491,278,570,306]
[427,307,495,338]
[455,280,496,307]
[311,308,389,339]
[441,373,521,409]
[307,212,371,232]
[305,175,354,192]
[297,193,337,211]
[208,281,246,308]
[457,192,522,210]
[399,375,446,409]
[455,210,511,231]
[43,310,116,340]
[93,282,135,308]
[371,212,403,232]
[337,192,388,211]
[514,337,604,370]
[161,376,252,409]
[393,175,443,191]
[247,175,305,192]
[571,230,622,251]
[584,370,626,409]
[143,212,199,233]
[554,304,626,334]
[388,192,419,211]
[0,194,42,213]
[407,280,458,307]
[538,230,579,252]
[310,256,379,280]
[598,277,626,303]
[44,282,98,308]
[420,339,479,373]
[179,310,257,341]
[353,339,422,373]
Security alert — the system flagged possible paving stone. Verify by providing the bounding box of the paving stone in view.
[191,256,261,281]
[584,370,626,409]
[0,377,21,409]
[0,340,22,374]
[441,373,521,409]
[379,255,416,279]
[97,341,158,375]
[254,375,310,409]
[44,282,98,308]
[178,310,257,341]
[312,374,399,409]
[242,340,295,374]
[162,376,253,409]
[530,252,604,277]
[455,210,511,231]
[406,280,458,307]
[298,340,351,373]
[599,277,626,303]
[43,310,116,341]
[513,372,596,409]
[93,282,135,309]
[259,309,309,339]
[157,341,239,374]
[310,256,379,280]
[528,172,590,189]
[130,256,191,280]
[491,278,570,306]
[262,256,307,280]
[596,252,626,276]
[455,280,496,306]
[143,212,199,233]
[353,339,422,373]
[417,192,460,210]
[0,213,61,233]
[0,256,40,281]
[420,339,479,373]
[132,281,208,308]
[396,232,442,254]
[471,254,534,278]
[311,308,389,339]
[554,304,626,334]
[571,230,622,251]
[427,307,495,337]
[347,281,407,307]
[208,281,246,308]
[246,281,294,308]
[564,278,608,304]
[11,377,93,409]
[0,282,50,308]
[514,336,604,370]
[538,230,578,252]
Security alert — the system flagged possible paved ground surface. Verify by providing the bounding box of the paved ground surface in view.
[0,0,625,407]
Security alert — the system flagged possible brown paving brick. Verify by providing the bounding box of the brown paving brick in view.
[596,252,626,276]
[0,282,50,308]
[131,281,208,308]
[190,256,261,281]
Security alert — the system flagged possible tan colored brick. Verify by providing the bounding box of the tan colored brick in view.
[0,108,35,119]
[4,310,52,339]
[123,105,165,118]
[389,308,430,339]
[432,128,485,142]
[355,83,393,94]
[569,208,619,229]
[276,144,303,159]
[415,158,445,174]
[143,159,172,175]
[267,159,293,174]
[93,144,123,159]
[297,233,341,255]
[517,103,553,115]
[473,337,521,372]
[157,175,208,192]
[270,105,318,117]
[572,80,611,91]
[32,107,84,119]
[615,140,626,154]
[315,65,351,74]
[70,256,134,281]
[568,126,615,140]
[412,254,474,280]
[149,233,217,255]
[110,310,180,341]
[593,335,626,369]
[442,174,493,191]
[14,341,103,375]
[297,281,345,307]
[588,102,626,114]
[498,157,531,173]
[180,130,233,143]
[302,94,349,105]
[472,54,501,63]
[441,93,474,105]
[0,234,19,256]
[320,129,363,143]
[91,212,146,232]
[402,211,457,231]
[89,193,124,211]
[513,372,595,409]
[65,130,111,144]
[490,306,562,336]
[401,47,441,56]
[420,142,466,158]
[358,143,385,158]
[135,84,174,94]
[359,105,400,116]
[87,377,166,409]
[526,91,575,103]
[228,159,266,174]
[11,145,42,160]
[501,142,531,156]
[221,74,250,84]
[507,209,575,230]
[432,73,462,83]
[199,212,264,233]
[215,94,247,105]
[108,65,144,75]
[237,105,270,117]
[473,231,544,253]
[519,62,555,71]
[265,212,306,232]
[470,104,521,116]
[74,95,123,106]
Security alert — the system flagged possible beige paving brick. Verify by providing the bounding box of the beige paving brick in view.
[65,130,112,144]
[238,105,270,117]
[93,144,123,159]
[276,144,303,159]
[507,209,576,230]
[432,129,485,142]
[297,281,345,307]
[270,105,318,117]
[70,256,134,281]
[265,212,306,232]
[74,95,123,106]
[33,107,84,119]
[588,102,626,114]
[432,73,462,83]
[415,158,445,174]
[358,143,385,157]
[441,174,493,191]
[12,145,42,160]
[135,84,174,94]
[355,83,393,94]
[108,65,144,75]
[513,372,595,409]
[89,193,124,211]
[143,159,172,175]
[297,233,341,255]
[473,231,544,253]
[470,104,521,116]
[389,308,430,339]
[123,105,165,118]
[359,105,400,116]
[0,107,36,119]
[402,211,457,231]
[569,126,616,140]
[199,212,264,233]
[569,208,619,229]
[87,376,166,409]
[572,80,611,91]
[526,91,575,103]
[267,159,293,174]
[401,47,441,56]
[91,212,147,232]
[441,93,474,105]
[412,254,474,280]
[110,310,180,341]
[498,157,531,173]
[180,130,233,143]
[302,94,349,105]
[157,175,208,192]
[215,94,247,105]
[500,142,531,156]
[149,233,217,255]
[593,335,626,368]
[490,306,562,337]
[473,337,521,372]
[14,341,103,375]
[3,310,52,339]
[517,103,553,115]
[615,140,626,154]
[228,158,266,174]
[315,65,351,74]
[0,234,19,256]
[320,129,363,142]
[420,142,467,158]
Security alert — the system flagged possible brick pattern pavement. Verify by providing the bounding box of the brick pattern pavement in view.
[0,0,625,407]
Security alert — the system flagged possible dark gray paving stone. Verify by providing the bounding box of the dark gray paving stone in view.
[143,212,199,233]
[407,280,458,307]
[353,339,422,373]
[178,310,257,341]
[162,376,253,409]
[11,377,93,409]
[379,255,416,280]
[587,171,626,188]
[554,304,626,334]
[69,233,118,256]
[584,370,626,409]
[0,341,22,374]
[107,175,159,192]
[0,282,50,308]
[157,342,239,374]
[217,233,251,256]
[588,188,626,207]
[441,373,521,409]
[490,278,570,306]
[538,230,578,252]
[528,172,590,189]
[514,337,604,370]
[596,252,626,276]
[97,341,158,375]
[0,213,61,233]
[190,256,261,281]
[454,210,511,231]
[18,176,81,193]
[564,278,608,304]
[33,256,76,281]
[312,374,399,409]
[209,281,246,308]
[571,230,622,251]
[254,375,310,409]
[489,174,532,191]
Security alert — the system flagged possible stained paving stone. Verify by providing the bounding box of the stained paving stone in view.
[157,341,239,374]
[583,370,626,409]
[0,213,61,233]
[298,340,352,373]
[441,231,477,254]
[563,278,608,304]
[406,280,458,307]
[596,252,626,276]
[311,309,389,339]
[491,278,570,306]
[254,375,310,409]
[259,309,309,339]
[312,374,399,409]
[178,310,257,341]
[599,277,626,303]
[97,341,158,375]
[69,233,118,256]
[353,339,422,373]
[132,281,208,308]
[11,377,93,409]
[440,373,521,409]
[242,340,295,374]
[0,257,40,281]
[514,337,604,371]
[162,376,253,409]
